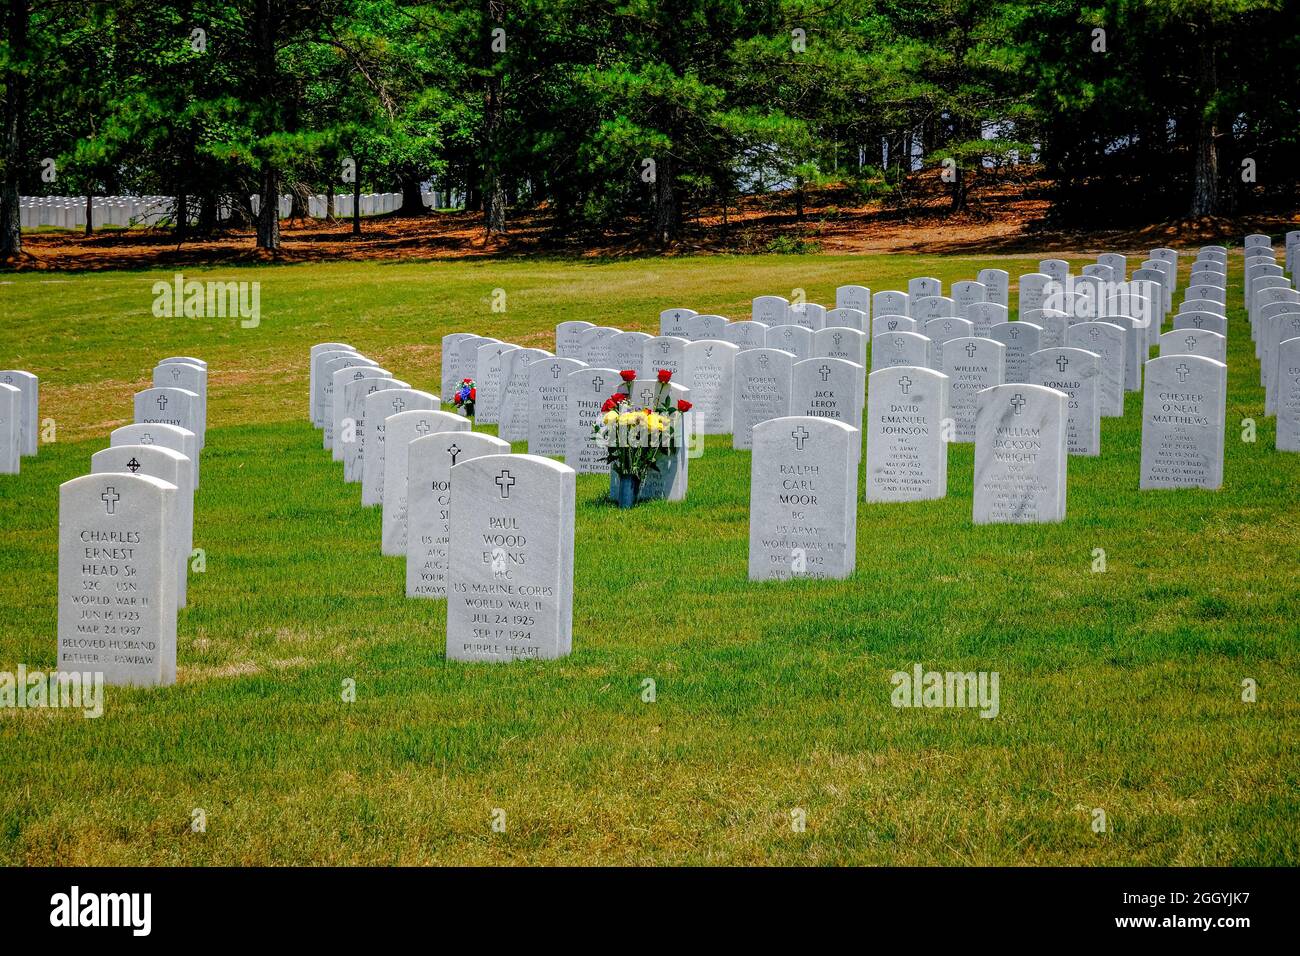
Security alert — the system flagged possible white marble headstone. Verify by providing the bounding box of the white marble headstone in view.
[90,444,193,607]
[748,417,858,581]
[528,357,588,456]
[990,320,1042,385]
[381,409,468,556]
[498,347,553,442]
[58,473,178,685]
[683,340,738,434]
[733,348,794,451]
[445,454,575,662]
[404,429,501,598]
[361,389,438,506]
[765,324,813,360]
[871,330,931,372]
[940,337,1006,443]
[134,386,203,449]
[1139,355,1226,490]
[866,366,948,503]
[1066,321,1126,417]
[564,367,621,473]
[1030,347,1101,456]
[791,357,864,432]
[973,384,1068,524]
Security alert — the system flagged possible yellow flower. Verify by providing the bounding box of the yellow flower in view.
[647,413,665,432]
[618,412,637,427]
[602,410,619,425]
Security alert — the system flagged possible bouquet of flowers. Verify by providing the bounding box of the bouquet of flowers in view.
[592,370,692,503]
[452,378,476,418]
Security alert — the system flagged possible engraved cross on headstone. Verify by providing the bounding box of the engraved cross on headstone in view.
[1009,327,1020,339]
[791,425,809,449]
[1175,363,1191,383]
[156,394,168,410]
[818,365,831,381]
[140,433,154,444]
[1056,355,1069,373]
[1010,393,1026,415]
[1184,336,1198,350]
[495,470,515,498]
[898,376,912,394]
[415,419,430,435]
[552,365,561,379]
[392,396,406,413]
[101,487,121,514]
[447,443,460,464]
[126,457,141,473]
[965,342,978,358]
[592,376,605,392]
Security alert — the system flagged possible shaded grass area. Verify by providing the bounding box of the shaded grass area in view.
[0,253,1296,865]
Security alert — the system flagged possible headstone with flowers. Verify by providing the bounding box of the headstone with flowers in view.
[450,377,476,419]
[590,369,693,507]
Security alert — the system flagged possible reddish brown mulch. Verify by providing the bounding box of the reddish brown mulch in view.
[4,177,1297,271]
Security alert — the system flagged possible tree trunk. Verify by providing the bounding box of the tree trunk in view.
[289,182,308,221]
[352,158,362,236]
[794,176,804,220]
[651,152,678,247]
[256,170,279,250]
[198,192,217,234]
[1190,41,1219,218]
[0,0,28,260]
[84,193,93,235]
[399,169,426,216]
[253,0,281,251]
[326,182,335,222]
[482,0,506,235]
[175,192,189,239]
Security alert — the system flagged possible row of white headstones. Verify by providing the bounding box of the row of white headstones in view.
[1246,233,1300,430]
[43,234,1294,684]
[309,343,577,665]
[18,192,454,230]
[0,369,39,473]
[18,197,203,230]
[438,244,1291,590]
[53,358,209,687]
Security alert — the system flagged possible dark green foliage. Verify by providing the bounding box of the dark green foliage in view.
[3,0,1297,256]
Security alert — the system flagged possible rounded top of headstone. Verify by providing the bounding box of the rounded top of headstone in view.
[754,415,859,440]
[60,470,177,498]
[411,430,508,455]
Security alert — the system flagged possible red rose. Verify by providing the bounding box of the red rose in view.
[469,387,476,400]
[601,397,618,413]
[677,399,692,412]
[620,369,636,382]
[657,369,672,383]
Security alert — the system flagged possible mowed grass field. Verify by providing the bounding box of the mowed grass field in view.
[0,252,1297,866]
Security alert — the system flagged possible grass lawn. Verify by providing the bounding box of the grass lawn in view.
[0,252,1297,866]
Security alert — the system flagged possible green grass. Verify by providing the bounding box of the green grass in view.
[0,253,1297,865]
